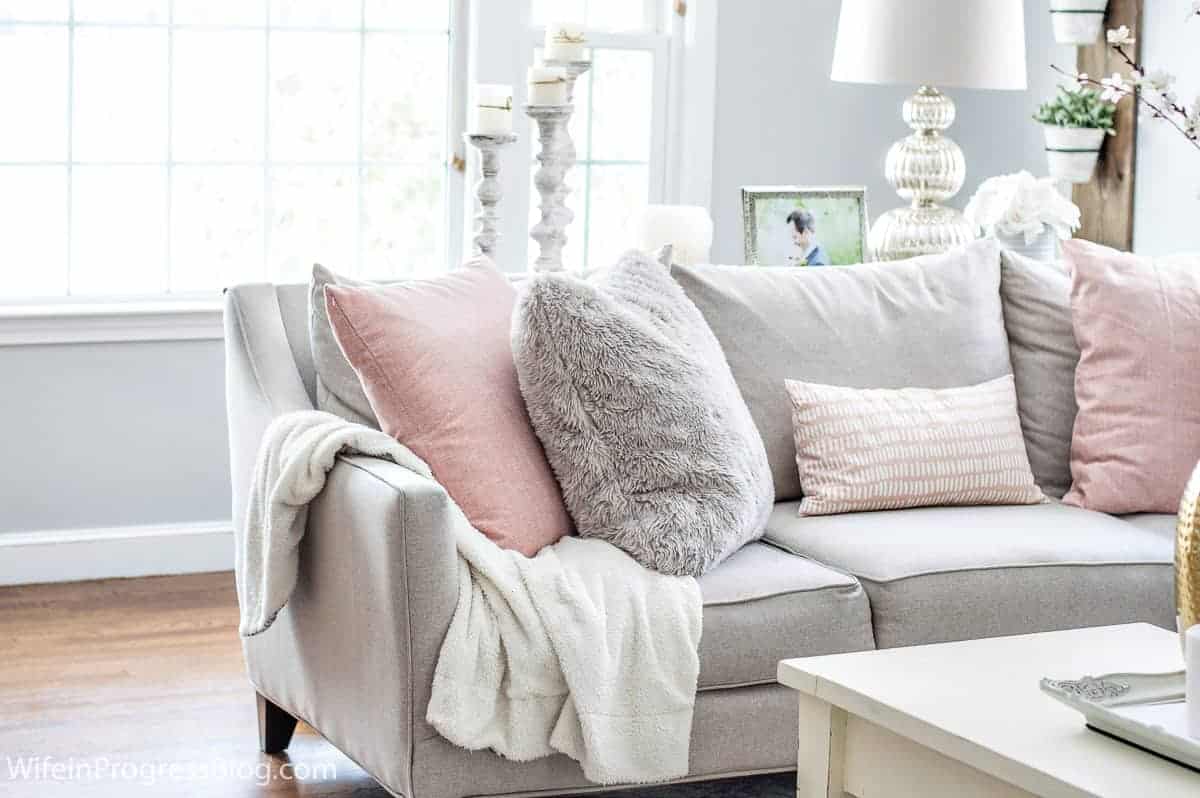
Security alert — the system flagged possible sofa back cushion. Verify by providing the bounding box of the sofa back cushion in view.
[324,257,572,556]
[671,239,1012,501]
[999,250,1079,499]
[310,264,393,427]
[512,250,774,576]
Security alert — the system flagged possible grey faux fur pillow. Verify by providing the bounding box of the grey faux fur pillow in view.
[512,250,774,577]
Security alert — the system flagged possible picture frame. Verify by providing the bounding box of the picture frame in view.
[741,186,870,266]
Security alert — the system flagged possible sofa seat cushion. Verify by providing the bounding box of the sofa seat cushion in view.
[695,542,874,689]
[765,502,1173,649]
[1121,513,1178,540]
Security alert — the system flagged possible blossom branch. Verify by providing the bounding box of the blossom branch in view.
[1110,42,1191,119]
[1052,65,1200,152]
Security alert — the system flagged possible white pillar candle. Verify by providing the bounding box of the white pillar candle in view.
[632,205,715,266]
[1188,625,1200,739]
[544,22,588,62]
[527,66,568,106]
[471,83,512,134]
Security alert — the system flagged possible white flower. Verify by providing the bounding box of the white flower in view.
[965,172,1081,244]
[1186,101,1200,138]
[1075,72,1091,87]
[1139,69,1176,93]
[1107,25,1135,47]
[1099,72,1129,103]
[1139,87,1167,119]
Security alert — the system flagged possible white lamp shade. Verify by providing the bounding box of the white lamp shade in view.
[831,0,1027,91]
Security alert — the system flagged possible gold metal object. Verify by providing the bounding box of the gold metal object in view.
[869,85,975,262]
[1177,460,1200,650]
[450,153,466,174]
[674,0,687,17]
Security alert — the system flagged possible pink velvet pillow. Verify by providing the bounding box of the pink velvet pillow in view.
[1062,239,1200,514]
[324,258,572,555]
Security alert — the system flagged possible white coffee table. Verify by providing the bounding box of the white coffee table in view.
[778,623,1198,798]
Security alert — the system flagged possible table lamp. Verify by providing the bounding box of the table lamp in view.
[831,0,1027,261]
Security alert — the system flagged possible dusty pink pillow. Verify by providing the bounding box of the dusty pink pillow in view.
[324,258,572,555]
[1062,239,1200,514]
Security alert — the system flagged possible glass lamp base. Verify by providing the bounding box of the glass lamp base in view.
[868,204,976,262]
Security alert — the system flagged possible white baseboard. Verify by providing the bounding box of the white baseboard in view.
[0,521,234,586]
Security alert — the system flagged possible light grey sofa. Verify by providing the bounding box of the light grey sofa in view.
[224,259,1176,798]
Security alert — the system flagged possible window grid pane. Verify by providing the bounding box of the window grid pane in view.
[531,0,650,31]
[2,1,451,302]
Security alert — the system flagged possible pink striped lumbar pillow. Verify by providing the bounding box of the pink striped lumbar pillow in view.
[785,375,1046,516]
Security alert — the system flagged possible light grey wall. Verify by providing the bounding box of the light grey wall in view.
[0,340,230,533]
[1133,7,1199,255]
[710,0,1074,262]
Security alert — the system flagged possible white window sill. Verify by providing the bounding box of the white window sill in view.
[0,300,225,347]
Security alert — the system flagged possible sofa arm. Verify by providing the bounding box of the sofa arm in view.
[224,285,315,534]
[242,453,459,798]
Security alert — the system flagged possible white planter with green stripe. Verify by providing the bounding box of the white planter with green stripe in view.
[1044,125,1106,183]
[1050,0,1108,45]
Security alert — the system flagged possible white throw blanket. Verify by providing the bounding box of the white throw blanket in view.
[239,411,703,785]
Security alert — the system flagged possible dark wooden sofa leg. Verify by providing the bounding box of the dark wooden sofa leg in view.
[257,692,298,754]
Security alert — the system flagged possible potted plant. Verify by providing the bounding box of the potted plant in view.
[1034,85,1116,183]
[1050,0,1109,45]
[964,171,1081,261]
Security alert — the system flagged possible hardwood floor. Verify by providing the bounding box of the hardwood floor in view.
[0,572,791,798]
[0,572,381,797]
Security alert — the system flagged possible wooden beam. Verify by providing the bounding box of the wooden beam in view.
[1072,0,1143,250]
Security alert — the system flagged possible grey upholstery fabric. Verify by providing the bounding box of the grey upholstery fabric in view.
[224,285,316,532]
[308,264,387,427]
[275,284,319,406]
[765,501,1174,648]
[513,250,773,576]
[413,684,799,798]
[999,251,1079,498]
[672,240,1012,501]
[696,542,873,689]
[1121,513,1178,540]
[246,455,460,798]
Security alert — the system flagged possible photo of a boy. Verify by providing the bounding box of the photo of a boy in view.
[785,210,830,267]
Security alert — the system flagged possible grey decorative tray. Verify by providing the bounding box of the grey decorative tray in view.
[1040,671,1200,771]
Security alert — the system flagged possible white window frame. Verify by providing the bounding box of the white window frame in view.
[0,0,714,345]
[463,0,715,273]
